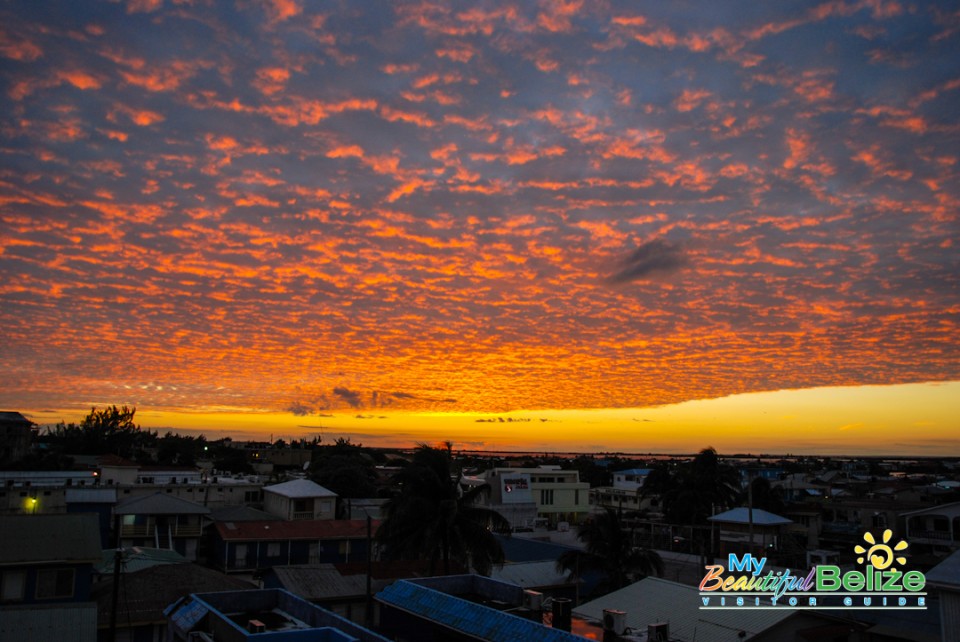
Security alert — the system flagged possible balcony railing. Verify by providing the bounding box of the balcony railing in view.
[911,529,953,541]
[292,511,314,520]
[120,522,201,538]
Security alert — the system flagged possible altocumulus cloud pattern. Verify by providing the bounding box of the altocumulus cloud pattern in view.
[0,0,957,416]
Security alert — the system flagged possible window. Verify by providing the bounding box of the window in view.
[574,490,579,505]
[540,489,554,505]
[36,568,74,599]
[339,541,352,556]
[267,543,281,557]
[1,571,25,601]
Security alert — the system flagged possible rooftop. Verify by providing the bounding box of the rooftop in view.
[93,563,253,625]
[0,514,101,565]
[376,578,586,642]
[925,549,960,589]
[0,411,32,425]
[263,478,337,499]
[708,507,792,526]
[215,518,377,541]
[166,588,389,641]
[114,492,211,516]
[573,576,796,641]
[96,546,188,575]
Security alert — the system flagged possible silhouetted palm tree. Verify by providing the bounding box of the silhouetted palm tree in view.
[664,447,740,524]
[556,507,663,597]
[377,445,510,575]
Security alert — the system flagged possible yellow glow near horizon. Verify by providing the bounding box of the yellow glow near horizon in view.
[24,381,959,456]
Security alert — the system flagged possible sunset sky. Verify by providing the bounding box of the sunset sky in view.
[1,1,957,455]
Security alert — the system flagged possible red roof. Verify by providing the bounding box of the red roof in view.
[215,519,380,541]
[98,454,139,467]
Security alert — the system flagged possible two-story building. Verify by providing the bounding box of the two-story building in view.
[0,513,101,642]
[211,519,376,573]
[114,493,210,561]
[263,478,337,521]
[590,468,658,515]
[902,501,960,554]
[482,466,590,528]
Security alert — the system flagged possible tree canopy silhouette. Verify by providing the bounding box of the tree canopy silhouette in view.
[376,445,509,575]
[557,507,663,597]
[48,405,155,459]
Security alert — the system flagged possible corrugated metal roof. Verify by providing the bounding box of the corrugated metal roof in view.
[377,580,587,641]
[209,505,282,522]
[708,507,792,526]
[573,577,795,641]
[0,603,96,642]
[0,514,101,564]
[92,563,254,624]
[264,478,337,498]
[215,518,377,541]
[926,549,960,588]
[491,561,574,589]
[269,564,373,600]
[96,546,188,574]
[614,468,651,476]
[114,492,211,515]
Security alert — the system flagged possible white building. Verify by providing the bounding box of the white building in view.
[482,466,589,528]
[263,478,337,520]
[590,467,657,514]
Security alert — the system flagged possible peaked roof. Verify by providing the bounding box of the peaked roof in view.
[264,478,337,498]
[269,564,374,600]
[377,580,586,642]
[98,453,139,467]
[96,546,188,575]
[925,549,960,589]
[209,504,282,522]
[490,560,576,589]
[708,507,792,526]
[114,492,211,515]
[615,468,652,475]
[0,411,32,425]
[92,563,253,625]
[574,577,796,641]
[0,514,102,564]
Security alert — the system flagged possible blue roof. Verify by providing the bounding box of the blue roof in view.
[376,580,585,642]
[615,468,651,476]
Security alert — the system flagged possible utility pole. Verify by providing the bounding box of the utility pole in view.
[109,512,122,642]
[365,510,373,626]
[747,471,755,557]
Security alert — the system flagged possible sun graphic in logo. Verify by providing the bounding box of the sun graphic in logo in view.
[855,529,909,570]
